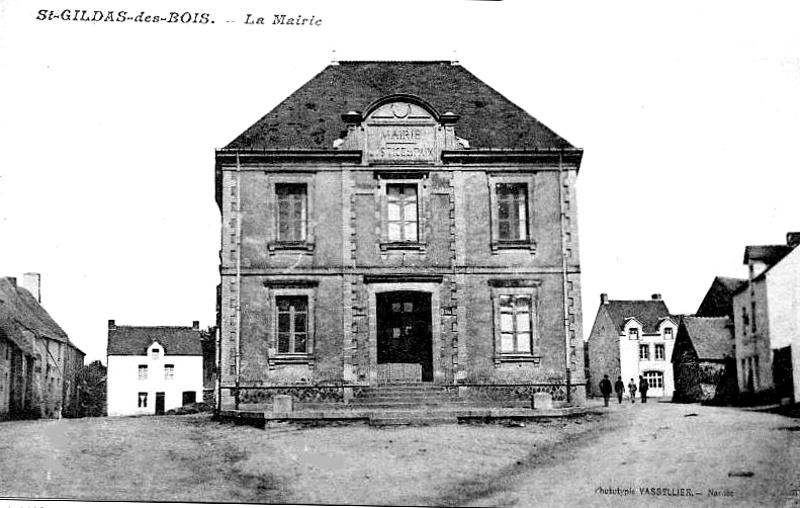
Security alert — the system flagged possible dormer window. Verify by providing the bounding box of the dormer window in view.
[629,328,639,340]
[664,327,673,340]
[151,348,160,360]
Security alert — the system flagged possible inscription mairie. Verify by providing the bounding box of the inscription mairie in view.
[366,102,438,162]
[371,127,436,161]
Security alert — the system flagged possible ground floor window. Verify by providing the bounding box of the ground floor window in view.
[277,295,308,353]
[267,284,317,363]
[182,391,196,405]
[138,392,148,408]
[643,371,664,389]
[489,281,540,361]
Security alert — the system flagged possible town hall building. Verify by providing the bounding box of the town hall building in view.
[215,60,585,408]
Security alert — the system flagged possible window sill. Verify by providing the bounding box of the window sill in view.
[269,354,314,366]
[495,354,540,364]
[380,242,427,252]
[491,241,536,254]
[268,242,315,254]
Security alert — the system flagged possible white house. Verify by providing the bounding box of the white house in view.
[587,294,678,398]
[106,320,203,416]
[733,233,800,402]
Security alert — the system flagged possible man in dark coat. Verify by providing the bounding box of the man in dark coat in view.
[614,376,625,404]
[639,375,649,403]
[599,374,613,407]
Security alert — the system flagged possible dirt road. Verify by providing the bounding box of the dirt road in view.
[0,402,797,506]
[454,401,800,508]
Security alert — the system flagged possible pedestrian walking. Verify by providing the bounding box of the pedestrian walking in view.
[639,376,649,403]
[614,376,625,404]
[628,378,637,403]
[599,374,613,407]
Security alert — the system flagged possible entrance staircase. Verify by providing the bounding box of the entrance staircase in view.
[220,382,587,428]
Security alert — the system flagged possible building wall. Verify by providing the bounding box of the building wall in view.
[107,352,203,416]
[733,282,773,395]
[765,248,800,401]
[218,115,582,402]
[587,309,620,396]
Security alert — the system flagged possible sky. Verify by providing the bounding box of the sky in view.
[1,0,799,363]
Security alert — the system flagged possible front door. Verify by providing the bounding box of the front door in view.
[377,291,433,382]
[155,392,165,415]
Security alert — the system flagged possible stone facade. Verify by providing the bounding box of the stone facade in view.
[0,274,85,419]
[215,61,585,407]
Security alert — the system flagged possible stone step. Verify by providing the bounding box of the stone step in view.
[355,394,457,402]
[369,416,458,426]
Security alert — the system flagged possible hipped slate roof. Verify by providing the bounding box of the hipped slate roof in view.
[0,277,72,355]
[225,61,576,151]
[108,325,202,356]
[680,316,734,360]
[603,300,673,334]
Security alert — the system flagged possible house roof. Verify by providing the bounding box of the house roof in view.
[224,61,576,151]
[107,325,202,356]
[603,299,673,334]
[0,277,74,356]
[714,276,747,294]
[695,276,748,317]
[680,316,734,360]
[743,245,793,266]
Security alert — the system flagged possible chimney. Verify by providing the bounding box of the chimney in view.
[108,319,116,330]
[600,293,609,305]
[787,232,800,248]
[23,272,41,303]
[192,320,200,330]
[652,293,662,300]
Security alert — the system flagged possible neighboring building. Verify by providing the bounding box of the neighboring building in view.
[587,293,677,398]
[215,60,585,407]
[695,276,747,318]
[200,326,216,405]
[671,316,737,403]
[0,273,85,419]
[733,233,800,402]
[106,320,204,416]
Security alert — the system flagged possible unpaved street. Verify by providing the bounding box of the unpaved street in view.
[0,402,797,506]
[457,401,800,508]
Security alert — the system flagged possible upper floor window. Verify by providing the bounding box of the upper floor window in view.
[489,176,536,253]
[496,183,529,242]
[751,302,757,333]
[164,364,174,380]
[629,328,640,340]
[639,344,650,360]
[664,327,673,340]
[386,184,418,242]
[267,176,315,254]
[276,183,307,243]
[654,344,665,360]
[277,295,309,354]
[138,365,148,381]
[742,307,749,336]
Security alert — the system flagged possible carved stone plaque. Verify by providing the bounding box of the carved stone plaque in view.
[366,102,438,163]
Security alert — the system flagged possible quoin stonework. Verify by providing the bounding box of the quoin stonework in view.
[214,61,585,408]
